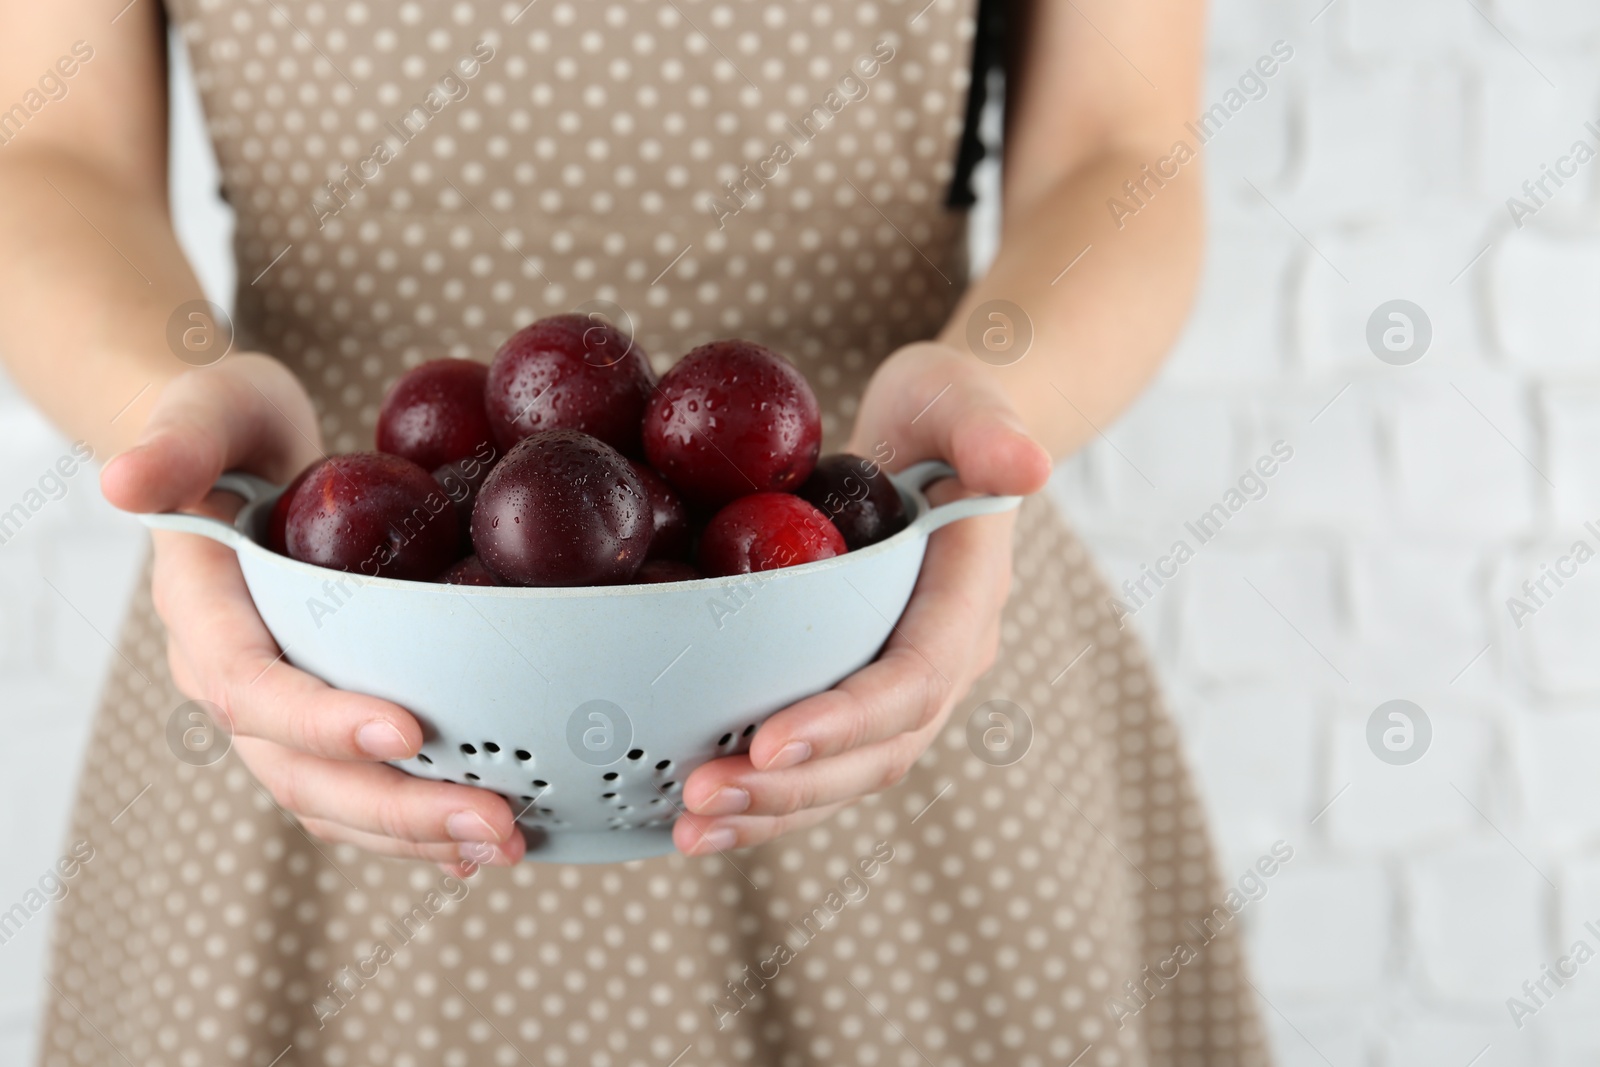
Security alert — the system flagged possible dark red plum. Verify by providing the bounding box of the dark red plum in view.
[628,460,691,561]
[433,441,499,544]
[284,452,460,580]
[642,339,821,509]
[376,359,496,471]
[485,314,655,455]
[633,559,703,584]
[471,430,652,587]
[437,555,501,586]
[797,453,908,550]
[267,465,314,556]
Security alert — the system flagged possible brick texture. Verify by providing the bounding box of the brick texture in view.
[1048,2,1599,1062]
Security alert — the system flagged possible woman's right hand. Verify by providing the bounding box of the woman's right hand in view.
[101,354,525,872]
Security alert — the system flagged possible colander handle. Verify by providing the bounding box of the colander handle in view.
[135,471,281,549]
[896,460,1023,534]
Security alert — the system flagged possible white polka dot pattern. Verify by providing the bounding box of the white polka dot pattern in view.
[181,0,973,452]
[38,2,1269,1064]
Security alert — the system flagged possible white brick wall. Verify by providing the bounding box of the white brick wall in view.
[1254,858,1393,998]
[1048,2,1600,1062]
[4,4,1599,1064]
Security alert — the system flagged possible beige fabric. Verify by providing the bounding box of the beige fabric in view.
[38,1,1270,1064]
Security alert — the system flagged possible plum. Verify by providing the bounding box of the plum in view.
[642,339,821,508]
[284,452,460,580]
[470,430,653,586]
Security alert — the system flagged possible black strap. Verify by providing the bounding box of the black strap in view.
[947,0,1008,208]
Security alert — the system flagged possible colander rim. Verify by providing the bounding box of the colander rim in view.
[223,462,963,598]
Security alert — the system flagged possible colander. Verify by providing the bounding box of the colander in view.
[140,461,1018,863]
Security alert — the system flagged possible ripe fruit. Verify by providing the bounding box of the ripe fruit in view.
[628,460,691,561]
[697,492,846,577]
[797,453,908,550]
[433,444,498,543]
[485,314,655,456]
[643,339,821,508]
[471,430,652,586]
[634,559,702,584]
[437,555,500,586]
[267,465,314,556]
[285,452,460,580]
[376,359,496,471]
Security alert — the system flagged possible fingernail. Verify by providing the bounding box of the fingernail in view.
[447,811,502,843]
[458,841,501,865]
[112,441,152,462]
[697,827,737,854]
[356,721,412,759]
[765,741,811,770]
[697,787,750,816]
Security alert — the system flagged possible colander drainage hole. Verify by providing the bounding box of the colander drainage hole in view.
[601,792,616,799]
[417,753,433,765]
[627,749,644,760]
[460,743,477,755]
[514,749,532,761]
[662,781,677,792]
[465,773,480,781]
[649,798,663,805]
[483,742,500,753]
[717,732,733,746]
[742,724,756,737]
[531,779,548,788]
[655,760,672,771]
[602,772,619,781]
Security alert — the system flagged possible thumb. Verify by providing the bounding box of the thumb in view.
[864,347,1052,498]
[937,384,1053,498]
[100,357,320,514]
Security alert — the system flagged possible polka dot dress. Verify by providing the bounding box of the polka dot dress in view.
[39,1,1270,1064]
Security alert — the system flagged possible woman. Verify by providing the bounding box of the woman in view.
[6,0,1269,1062]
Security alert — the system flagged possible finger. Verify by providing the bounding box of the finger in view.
[154,530,423,761]
[101,356,320,514]
[673,800,851,856]
[744,509,1011,770]
[859,348,1051,497]
[298,818,517,868]
[684,731,928,820]
[740,648,949,773]
[238,737,524,851]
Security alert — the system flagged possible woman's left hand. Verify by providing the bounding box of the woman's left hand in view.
[675,341,1053,855]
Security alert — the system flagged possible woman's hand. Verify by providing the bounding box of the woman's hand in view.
[674,342,1052,855]
[102,355,525,873]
